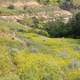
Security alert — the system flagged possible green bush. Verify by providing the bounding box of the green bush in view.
[34,29,49,37]
[44,19,68,37]
[66,12,80,38]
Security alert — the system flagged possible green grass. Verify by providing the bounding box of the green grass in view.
[0,27,80,80]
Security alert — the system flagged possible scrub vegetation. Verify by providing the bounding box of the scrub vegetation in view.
[0,0,80,80]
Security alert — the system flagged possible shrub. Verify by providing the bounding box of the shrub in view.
[44,19,68,37]
[34,29,49,37]
[66,12,80,38]
[7,4,15,9]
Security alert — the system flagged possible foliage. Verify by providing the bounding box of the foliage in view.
[43,19,68,37]
[7,4,15,9]
[0,31,80,80]
[14,53,64,80]
[67,12,80,38]
[37,0,62,5]
[0,7,24,15]
[0,0,80,80]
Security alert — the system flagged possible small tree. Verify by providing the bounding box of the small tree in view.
[68,12,80,37]
[44,19,68,37]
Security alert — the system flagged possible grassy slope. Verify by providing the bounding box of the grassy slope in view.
[0,0,80,80]
[0,19,80,80]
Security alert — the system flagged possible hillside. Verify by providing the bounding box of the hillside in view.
[0,0,80,80]
[0,19,80,80]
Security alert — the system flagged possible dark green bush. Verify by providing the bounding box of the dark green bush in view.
[44,19,69,37]
[66,12,80,38]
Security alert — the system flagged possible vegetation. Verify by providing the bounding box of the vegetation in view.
[0,18,80,80]
[0,0,80,80]
[66,12,80,38]
[43,19,67,37]
[37,0,60,5]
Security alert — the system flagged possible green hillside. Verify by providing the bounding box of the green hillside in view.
[0,19,80,80]
[0,0,80,80]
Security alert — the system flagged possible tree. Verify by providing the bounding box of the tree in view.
[67,12,80,38]
[44,19,68,37]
